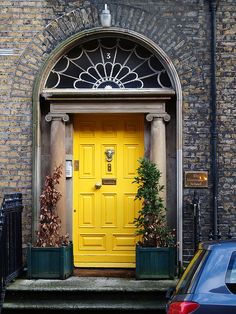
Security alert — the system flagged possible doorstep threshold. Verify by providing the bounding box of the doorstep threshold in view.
[6,276,178,292]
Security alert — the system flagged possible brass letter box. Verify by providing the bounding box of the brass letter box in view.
[102,178,117,185]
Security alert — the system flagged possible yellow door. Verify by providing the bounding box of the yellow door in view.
[73,114,144,267]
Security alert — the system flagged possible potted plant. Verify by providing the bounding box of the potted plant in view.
[133,157,176,279]
[27,165,73,279]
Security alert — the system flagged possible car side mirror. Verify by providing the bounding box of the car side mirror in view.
[166,287,175,300]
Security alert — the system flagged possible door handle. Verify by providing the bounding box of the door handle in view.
[95,182,102,189]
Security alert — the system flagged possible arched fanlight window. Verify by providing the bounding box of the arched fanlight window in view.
[45,37,172,89]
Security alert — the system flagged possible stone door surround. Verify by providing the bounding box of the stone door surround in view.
[43,88,175,234]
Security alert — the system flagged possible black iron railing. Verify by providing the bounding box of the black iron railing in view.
[209,225,233,241]
[190,192,233,252]
[0,193,23,313]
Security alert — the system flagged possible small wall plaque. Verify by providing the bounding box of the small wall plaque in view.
[184,171,208,188]
[66,160,73,178]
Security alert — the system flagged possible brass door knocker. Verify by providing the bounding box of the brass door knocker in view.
[105,149,114,162]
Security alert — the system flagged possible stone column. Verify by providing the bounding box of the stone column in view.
[146,112,170,203]
[45,113,69,235]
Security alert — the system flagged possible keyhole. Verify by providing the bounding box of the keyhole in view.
[107,163,112,172]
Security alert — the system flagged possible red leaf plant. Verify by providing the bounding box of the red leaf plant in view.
[35,164,69,247]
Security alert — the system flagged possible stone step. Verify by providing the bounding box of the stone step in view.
[3,310,166,314]
[3,277,177,313]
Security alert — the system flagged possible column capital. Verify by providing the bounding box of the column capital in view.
[146,112,171,122]
[45,113,69,123]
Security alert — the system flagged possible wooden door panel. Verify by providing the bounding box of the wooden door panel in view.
[101,124,117,137]
[79,193,95,227]
[112,234,136,251]
[123,144,140,178]
[79,145,95,178]
[79,122,96,138]
[79,233,106,251]
[123,193,138,228]
[124,121,141,138]
[101,193,117,227]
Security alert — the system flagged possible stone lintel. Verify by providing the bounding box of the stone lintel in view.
[41,88,175,100]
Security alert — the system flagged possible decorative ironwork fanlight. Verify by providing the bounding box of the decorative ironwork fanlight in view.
[45,37,172,89]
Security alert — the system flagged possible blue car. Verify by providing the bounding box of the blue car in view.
[166,240,236,314]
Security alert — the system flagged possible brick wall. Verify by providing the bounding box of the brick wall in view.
[0,0,235,262]
[217,0,236,235]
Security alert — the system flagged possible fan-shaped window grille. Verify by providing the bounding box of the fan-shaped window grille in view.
[45,37,172,89]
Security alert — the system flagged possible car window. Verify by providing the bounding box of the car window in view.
[175,249,209,295]
[226,251,236,294]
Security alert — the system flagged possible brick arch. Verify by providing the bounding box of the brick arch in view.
[11,3,195,98]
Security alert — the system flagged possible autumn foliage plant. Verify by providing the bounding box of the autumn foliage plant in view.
[35,164,69,247]
[133,158,175,247]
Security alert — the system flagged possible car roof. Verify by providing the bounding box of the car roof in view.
[199,239,236,251]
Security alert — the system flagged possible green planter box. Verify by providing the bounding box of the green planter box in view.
[27,242,73,279]
[136,245,176,280]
